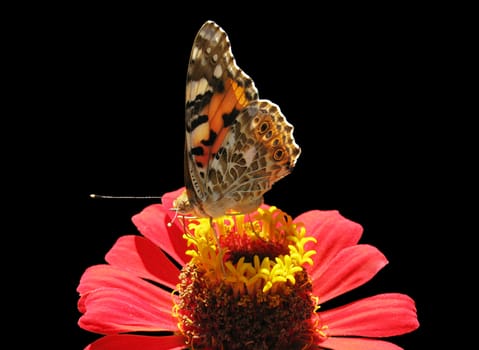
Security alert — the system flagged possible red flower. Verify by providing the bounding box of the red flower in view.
[77,187,419,349]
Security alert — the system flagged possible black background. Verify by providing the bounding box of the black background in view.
[20,4,461,349]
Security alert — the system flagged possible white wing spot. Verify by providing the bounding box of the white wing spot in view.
[243,146,256,166]
[191,121,210,144]
[214,64,223,79]
[186,78,212,101]
[213,31,222,44]
[191,46,200,60]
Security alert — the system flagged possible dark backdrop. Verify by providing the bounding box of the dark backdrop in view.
[24,5,453,349]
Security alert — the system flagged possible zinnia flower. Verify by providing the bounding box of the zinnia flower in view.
[77,187,419,349]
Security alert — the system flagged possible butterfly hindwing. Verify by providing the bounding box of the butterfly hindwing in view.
[205,99,300,214]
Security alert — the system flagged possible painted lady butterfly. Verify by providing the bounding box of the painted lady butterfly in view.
[174,20,300,219]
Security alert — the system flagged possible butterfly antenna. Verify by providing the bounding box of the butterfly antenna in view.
[167,208,179,227]
[90,194,162,199]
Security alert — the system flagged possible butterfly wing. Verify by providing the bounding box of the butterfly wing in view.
[182,21,258,216]
[203,99,301,217]
[178,20,300,218]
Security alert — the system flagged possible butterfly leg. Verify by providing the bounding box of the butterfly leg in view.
[246,213,261,237]
[210,217,226,275]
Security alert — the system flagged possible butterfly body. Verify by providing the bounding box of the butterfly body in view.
[174,21,300,219]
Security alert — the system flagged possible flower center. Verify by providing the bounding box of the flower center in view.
[174,207,322,349]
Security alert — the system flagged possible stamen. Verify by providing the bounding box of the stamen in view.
[182,207,317,296]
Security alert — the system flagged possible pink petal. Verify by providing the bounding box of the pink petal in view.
[105,235,181,290]
[312,244,388,303]
[320,337,404,350]
[86,334,186,350]
[78,287,178,334]
[132,203,189,266]
[320,293,419,338]
[77,265,175,311]
[77,265,178,334]
[295,210,363,276]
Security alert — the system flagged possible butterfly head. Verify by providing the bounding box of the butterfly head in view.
[172,189,194,215]
[172,188,212,218]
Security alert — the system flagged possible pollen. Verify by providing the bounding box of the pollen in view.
[174,206,322,349]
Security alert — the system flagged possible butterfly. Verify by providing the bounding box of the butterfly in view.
[173,20,300,219]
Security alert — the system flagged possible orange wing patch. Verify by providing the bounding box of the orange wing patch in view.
[208,79,249,155]
[191,79,249,167]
